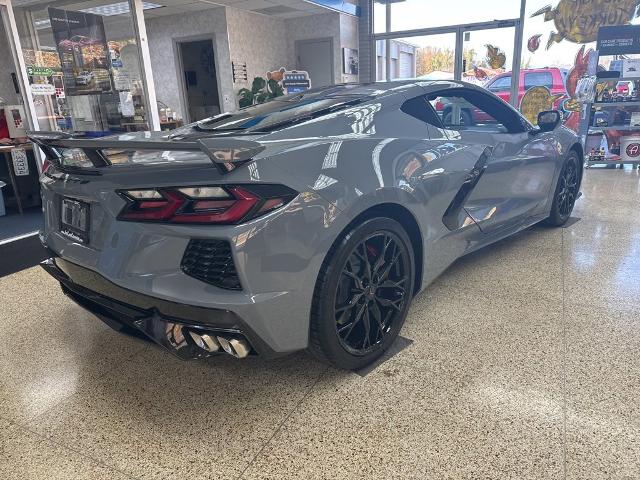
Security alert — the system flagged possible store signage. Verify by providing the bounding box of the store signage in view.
[48,7,113,96]
[597,25,640,56]
[30,83,56,96]
[27,66,54,77]
[626,143,640,158]
[11,148,29,176]
[282,71,311,94]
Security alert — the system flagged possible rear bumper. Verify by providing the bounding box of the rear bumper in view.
[41,257,283,359]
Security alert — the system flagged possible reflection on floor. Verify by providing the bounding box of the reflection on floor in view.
[1,169,640,479]
[0,207,43,242]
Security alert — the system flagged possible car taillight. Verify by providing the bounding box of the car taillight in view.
[117,184,297,224]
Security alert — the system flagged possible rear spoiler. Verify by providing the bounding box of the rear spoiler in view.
[27,131,265,175]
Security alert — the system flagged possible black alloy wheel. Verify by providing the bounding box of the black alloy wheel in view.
[309,217,414,370]
[545,151,579,227]
[334,232,409,355]
[557,156,578,218]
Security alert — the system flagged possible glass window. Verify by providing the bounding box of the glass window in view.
[461,26,516,104]
[13,0,156,134]
[487,75,511,92]
[373,1,386,34]
[524,71,554,90]
[376,34,456,82]
[386,0,521,34]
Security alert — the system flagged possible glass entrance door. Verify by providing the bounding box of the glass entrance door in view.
[460,25,518,104]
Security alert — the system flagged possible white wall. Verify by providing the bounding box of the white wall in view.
[283,11,359,86]
[145,7,235,121]
[226,7,290,94]
[284,12,341,85]
[145,7,359,120]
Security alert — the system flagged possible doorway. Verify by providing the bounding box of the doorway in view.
[296,38,334,88]
[177,39,220,123]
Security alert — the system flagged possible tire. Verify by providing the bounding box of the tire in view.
[309,217,415,370]
[544,150,580,227]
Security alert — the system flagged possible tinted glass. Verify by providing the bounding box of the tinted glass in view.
[524,72,554,90]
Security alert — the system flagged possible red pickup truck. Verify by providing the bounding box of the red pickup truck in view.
[484,67,568,107]
[436,67,568,126]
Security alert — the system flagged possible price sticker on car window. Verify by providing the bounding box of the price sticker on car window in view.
[11,148,29,176]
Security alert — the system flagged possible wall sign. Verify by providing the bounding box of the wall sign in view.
[27,66,54,76]
[597,25,640,56]
[232,61,248,83]
[30,83,57,96]
[282,71,311,94]
[11,148,29,176]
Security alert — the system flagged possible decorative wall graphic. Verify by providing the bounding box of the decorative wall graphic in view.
[520,86,564,125]
[237,68,311,108]
[48,7,112,96]
[527,34,542,53]
[266,68,286,82]
[559,46,593,131]
[531,0,640,49]
[485,45,506,69]
[342,48,359,75]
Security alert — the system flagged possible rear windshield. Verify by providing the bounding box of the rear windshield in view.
[195,92,368,133]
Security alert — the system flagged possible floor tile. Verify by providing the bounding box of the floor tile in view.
[27,347,326,480]
[0,267,146,423]
[0,418,131,480]
[437,227,563,303]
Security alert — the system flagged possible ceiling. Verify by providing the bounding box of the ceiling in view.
[143,0,332,19]
[13,0,339,19]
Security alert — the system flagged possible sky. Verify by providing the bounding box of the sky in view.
[374,0,640,70]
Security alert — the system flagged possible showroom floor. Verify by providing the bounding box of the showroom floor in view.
[1,168,639,480]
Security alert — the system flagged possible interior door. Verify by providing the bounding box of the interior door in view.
[296,39,333,88]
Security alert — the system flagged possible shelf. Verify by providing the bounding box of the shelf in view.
[587,159,640,164]
[589,125,640,132]
[593,101,640,107]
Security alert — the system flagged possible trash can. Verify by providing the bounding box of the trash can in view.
[0,181,6,216]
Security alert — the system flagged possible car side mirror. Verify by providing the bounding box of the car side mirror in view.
[536,110,561,132]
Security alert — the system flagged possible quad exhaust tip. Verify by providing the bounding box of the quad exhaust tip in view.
[188,330,251,358]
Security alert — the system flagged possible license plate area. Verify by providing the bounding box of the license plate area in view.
[60,197,90,244]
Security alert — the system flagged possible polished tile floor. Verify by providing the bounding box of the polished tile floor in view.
[1,168,639,480]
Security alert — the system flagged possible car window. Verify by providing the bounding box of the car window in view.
[426,88,524,133]
[488,76,511,92]
[427,88,526,133]
[524,72,553,90]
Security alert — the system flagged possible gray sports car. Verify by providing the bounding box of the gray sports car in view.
[31,80,582,370]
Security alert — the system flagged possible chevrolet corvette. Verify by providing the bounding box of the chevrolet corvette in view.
[31,80,582,370]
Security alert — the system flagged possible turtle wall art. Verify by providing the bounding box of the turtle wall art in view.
[532,0,640,49]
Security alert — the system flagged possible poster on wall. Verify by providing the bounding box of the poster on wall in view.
[48,7,112,96]
[342,48,359,75]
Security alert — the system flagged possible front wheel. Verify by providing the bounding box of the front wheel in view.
[309,218,415,370]
[545,151,580,226]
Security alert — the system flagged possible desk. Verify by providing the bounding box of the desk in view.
[0,143,37,214]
